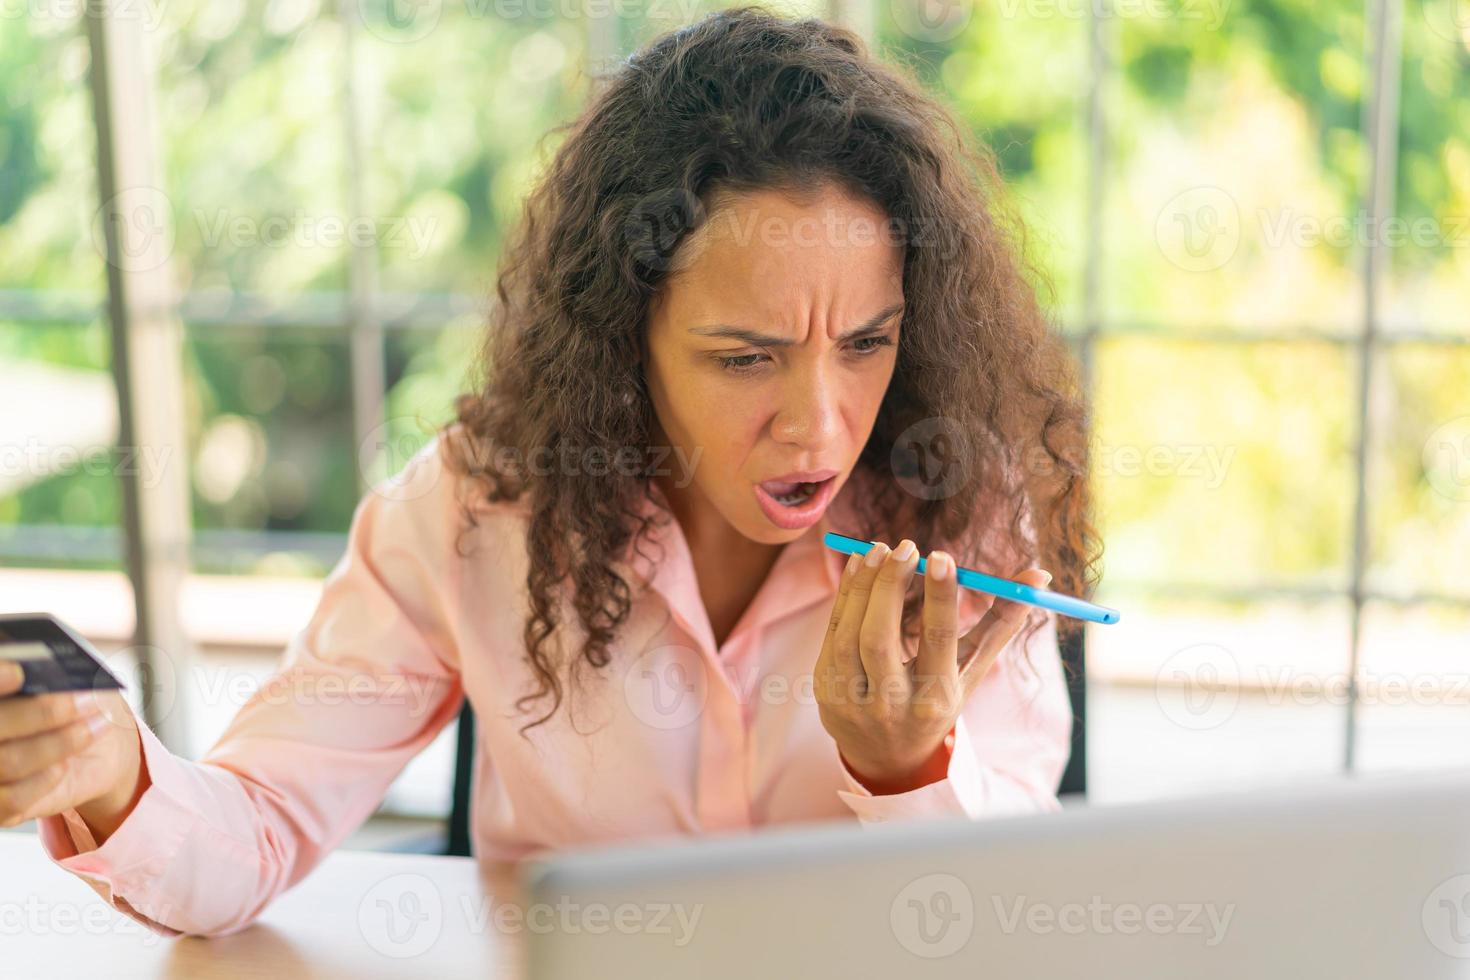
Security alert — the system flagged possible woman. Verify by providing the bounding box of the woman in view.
[0,6,1099,937]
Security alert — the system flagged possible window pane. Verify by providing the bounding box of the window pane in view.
[1088,596,1350,803]
[155,2,351,296]
[1093,337,1355,590]
[355,3,589,294]
[1356,601,1470,772]
[185,325,357,576]
[1382,0,1470,336]
[385,321,481,431]
[1367,344,1470,598]
[0,17,103,294]
[882,0,1090,325]
[0,320,121,570]
[1104,0,1367,334]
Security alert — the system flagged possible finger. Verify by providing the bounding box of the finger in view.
[816,553,861,687]
[0,714,105,783]
[832,541,890,685]
[0,663,23,698]
[915,550,961,690]
[858,538,919,695]
[0,762,68,828]
[826,553,861,637]
[959,568,1052,696]
[0,690,100,743]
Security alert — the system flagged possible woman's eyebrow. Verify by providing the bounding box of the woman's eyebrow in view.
[689,302,904,347]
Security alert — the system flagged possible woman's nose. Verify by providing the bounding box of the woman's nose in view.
[769,363,841,449]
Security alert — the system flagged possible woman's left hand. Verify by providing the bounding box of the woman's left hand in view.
[814,538,1052,792]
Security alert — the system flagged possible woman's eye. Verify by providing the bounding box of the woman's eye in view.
[717,353,766,372]
[852,335,893,354]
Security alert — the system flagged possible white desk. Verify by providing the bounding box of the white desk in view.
[1,833,526,979]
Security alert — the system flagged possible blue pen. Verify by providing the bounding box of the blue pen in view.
[822,531,1121,625]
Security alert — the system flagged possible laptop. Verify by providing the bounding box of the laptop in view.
[524,768,1470,978]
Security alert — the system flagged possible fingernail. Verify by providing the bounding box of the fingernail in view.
[73,690,100,715]
[893,539,916,562]
[85,711,111,737]
[1039,570,1053,587]
[843,553,859,577]
[0,662,22,688]
[928,552,951,581]
[863,542,889,567]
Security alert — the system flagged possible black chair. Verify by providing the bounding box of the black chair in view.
[445,698,476,857]
[440,631,1087,854]
[1057,626,1088,799]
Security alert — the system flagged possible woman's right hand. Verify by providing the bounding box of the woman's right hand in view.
[0,662,145,839]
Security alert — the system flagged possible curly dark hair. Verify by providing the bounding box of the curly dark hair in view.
[441,4,1102,732]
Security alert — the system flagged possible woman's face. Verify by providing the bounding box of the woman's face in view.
[644,182,905,545]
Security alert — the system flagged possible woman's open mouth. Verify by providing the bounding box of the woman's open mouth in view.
[753,470,839,530]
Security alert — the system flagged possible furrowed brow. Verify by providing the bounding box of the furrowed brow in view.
[689,302,904,347]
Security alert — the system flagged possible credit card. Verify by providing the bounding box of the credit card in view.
[0,613,126,696]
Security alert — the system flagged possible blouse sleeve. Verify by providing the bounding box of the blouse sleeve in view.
[34,436,466,937]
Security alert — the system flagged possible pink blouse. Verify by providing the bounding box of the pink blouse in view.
[36,430,1074,937]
